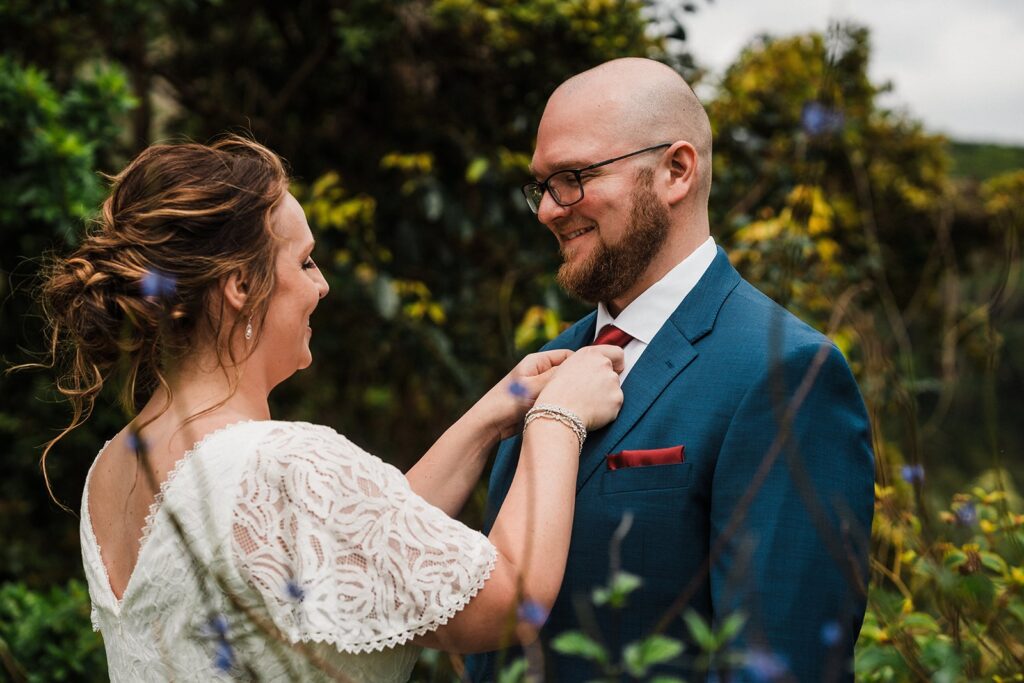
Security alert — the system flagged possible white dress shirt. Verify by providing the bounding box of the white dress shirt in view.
[593,236,717,382]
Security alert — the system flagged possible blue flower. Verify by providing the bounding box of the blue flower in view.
[801,101,845,136]
[213,640,235,673]
[956,501,978,526]
[141,270,177,299]
[286,580,305,602]
[199,614,228,643]
[820,620,842,646]
[900,464,925,485]
[508,380,529,399]
[517,599,548,627]
[743,648,788,681]
[126,430,146,455]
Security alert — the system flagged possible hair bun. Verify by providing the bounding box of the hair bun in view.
[43,239,132,368]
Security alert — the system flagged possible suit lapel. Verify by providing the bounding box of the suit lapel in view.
[575,322,696,491]
[575,247,742,492]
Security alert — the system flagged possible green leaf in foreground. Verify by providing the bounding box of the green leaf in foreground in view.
[550,631,609,666]
[683,610,717,652]
[497,657,528,683]
[623,634,685,677]
[592,571,642,608]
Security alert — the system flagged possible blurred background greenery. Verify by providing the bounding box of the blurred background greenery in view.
[1,0,1022,680]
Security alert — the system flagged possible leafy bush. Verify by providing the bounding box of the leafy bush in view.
[861,473,1024,682]
[0,580,107,682]
[0,56,135,586]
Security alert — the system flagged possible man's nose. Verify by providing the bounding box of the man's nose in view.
[536,190,571,225]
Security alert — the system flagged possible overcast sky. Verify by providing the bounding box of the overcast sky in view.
[680,0,1024,145]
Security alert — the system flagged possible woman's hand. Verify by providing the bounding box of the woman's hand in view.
[535,345,624,431]
[479,349,575,440]
[421,345,625,652]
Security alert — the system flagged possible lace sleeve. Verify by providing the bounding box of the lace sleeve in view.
[230,422,497,654]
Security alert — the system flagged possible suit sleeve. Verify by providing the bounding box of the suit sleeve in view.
[709,341,874,682]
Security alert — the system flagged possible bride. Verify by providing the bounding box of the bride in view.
[36,136,624,681]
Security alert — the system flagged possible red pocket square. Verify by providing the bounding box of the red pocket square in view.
[606,445,685,470]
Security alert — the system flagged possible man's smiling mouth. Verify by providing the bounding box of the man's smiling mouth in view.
[564,226,596,241]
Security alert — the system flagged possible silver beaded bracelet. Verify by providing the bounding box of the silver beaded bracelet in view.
[524,403,587,455]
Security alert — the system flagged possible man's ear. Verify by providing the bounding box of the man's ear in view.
[222,271,249,314]
[664,140,698,206]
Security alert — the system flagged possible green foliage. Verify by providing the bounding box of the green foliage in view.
[682,611,746,655]
[0,580,107,682]
[496,656,528,683]
[591,570,642,608]
[548,570,748,680]
[551,631,610,667]
[0,56,135,241]
[949,142,1024,181]
[861,475,1024,681]
[623,635,685,678]
[0,57,135,585]
[713,26,951,320]
[982,170,1024,230]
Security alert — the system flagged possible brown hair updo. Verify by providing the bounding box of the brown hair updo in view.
[34,135,289,487]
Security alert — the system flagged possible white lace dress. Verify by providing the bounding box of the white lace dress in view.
[80,420,497,682]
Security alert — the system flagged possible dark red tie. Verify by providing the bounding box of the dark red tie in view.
[593,324,633,348]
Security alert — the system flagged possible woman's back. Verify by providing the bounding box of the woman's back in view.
[80,420,492,682]
[84,411,245,601]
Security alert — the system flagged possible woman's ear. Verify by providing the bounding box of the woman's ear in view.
[222,271,249,314]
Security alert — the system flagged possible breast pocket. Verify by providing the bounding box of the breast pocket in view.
[599,462,692,495]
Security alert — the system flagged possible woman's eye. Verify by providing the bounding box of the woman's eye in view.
[302,258,318,270]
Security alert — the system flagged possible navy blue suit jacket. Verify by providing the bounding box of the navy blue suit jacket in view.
[467,248,874,682]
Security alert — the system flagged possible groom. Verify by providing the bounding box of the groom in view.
[467,59,875,681]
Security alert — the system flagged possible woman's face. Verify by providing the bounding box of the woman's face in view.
[255,193,329,384]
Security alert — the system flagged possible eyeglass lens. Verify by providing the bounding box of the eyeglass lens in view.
[525,171,583,213]
[547,171,583,205]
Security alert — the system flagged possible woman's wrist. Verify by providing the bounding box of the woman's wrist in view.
[465,388,513,445]
[524,403,586,455]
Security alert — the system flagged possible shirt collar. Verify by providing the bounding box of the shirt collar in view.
[594,236,717,344]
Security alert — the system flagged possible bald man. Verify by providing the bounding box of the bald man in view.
[467,59,874,682]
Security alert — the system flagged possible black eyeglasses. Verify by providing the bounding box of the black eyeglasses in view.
[521,143,671,214]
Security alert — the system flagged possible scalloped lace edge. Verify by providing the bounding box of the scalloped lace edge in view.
[137,420,257,551]
[290,541,498,655]
[82,439,113,629]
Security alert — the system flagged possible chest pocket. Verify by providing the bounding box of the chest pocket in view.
[600,462,692,494]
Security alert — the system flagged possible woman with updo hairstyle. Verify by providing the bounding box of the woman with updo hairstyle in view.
[32,136,624,681]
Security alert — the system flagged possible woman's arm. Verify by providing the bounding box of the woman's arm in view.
[415,346,624,652]
[405,350,572,516]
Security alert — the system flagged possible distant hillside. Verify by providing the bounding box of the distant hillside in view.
[948,141,1024,180]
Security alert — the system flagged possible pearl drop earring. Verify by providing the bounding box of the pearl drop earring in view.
[245,316,253,340]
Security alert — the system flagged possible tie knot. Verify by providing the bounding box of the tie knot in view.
[593,324,633,348]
